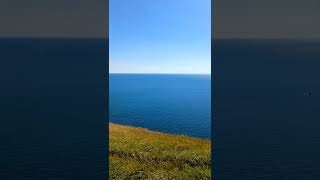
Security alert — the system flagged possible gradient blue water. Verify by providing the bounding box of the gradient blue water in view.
[109,74,211,139]
[213,39,320,179]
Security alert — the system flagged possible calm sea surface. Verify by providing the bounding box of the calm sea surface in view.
[109,74,211,139]
[213,39,320,179]
[3,38,320,179]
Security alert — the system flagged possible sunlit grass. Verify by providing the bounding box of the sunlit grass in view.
[109,123,211,179]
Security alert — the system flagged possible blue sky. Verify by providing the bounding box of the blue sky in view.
[110,0,211,74]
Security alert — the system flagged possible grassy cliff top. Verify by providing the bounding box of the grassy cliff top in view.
[109,123,211,179]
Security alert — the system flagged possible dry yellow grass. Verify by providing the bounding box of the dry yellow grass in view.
[109,123,211,179]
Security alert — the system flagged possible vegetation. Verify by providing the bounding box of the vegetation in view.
[109,123,211,179]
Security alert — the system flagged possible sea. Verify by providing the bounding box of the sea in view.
[109,74,211,139]
[213,39,320,179]
[2,38,320,179]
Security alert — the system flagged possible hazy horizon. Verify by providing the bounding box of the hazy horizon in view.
[109,72,211,75]
[110,0,211,74]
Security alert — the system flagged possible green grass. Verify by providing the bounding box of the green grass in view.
[109,123,211,179]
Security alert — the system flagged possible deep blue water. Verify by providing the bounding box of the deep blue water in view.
[0,39,107,180]
[213,39,320,179]
[109,74,211,139]
[3,38,320,179]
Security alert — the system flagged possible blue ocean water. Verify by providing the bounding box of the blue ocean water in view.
[109,74,211,139]
[213,39,320,179]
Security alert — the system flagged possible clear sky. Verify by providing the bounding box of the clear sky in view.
[110,0,211,74]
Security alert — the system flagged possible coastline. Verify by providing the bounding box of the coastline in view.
[109,123,211,179]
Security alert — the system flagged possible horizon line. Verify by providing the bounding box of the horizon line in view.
[109,72,211,75]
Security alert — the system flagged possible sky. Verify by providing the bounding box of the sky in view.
[110,0,211,74]
[214,0,320,39]
[1,0,319,39]
[0,0,106,38]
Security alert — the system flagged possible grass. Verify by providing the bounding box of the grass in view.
[109,123,211,179]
